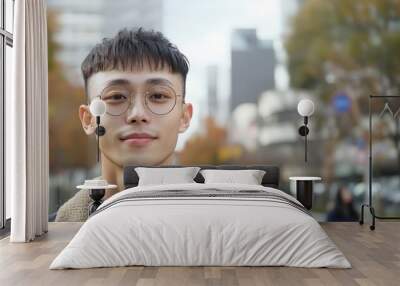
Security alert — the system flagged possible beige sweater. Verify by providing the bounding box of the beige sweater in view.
[55,177,102,222]
[56,155,179,222]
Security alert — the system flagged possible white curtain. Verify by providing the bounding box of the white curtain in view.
[6,0,49,242]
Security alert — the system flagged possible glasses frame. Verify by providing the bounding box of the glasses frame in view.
[91,85,184,116]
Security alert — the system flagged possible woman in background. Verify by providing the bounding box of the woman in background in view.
[327,185,359,222]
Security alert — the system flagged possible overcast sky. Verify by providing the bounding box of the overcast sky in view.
[162,0,284,150]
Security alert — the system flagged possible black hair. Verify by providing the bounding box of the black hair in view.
[81,27,189,100]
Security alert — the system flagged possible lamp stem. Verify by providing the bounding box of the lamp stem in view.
[96,116,100,163]
[305,116,308,162]
[305,132,307,162]
[97,126,100,163]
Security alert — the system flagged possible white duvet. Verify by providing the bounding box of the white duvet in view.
[50,183,351,269]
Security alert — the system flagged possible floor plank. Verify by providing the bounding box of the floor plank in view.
[0,222,399,286]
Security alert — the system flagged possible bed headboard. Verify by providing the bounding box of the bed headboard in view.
[123,165,280,189]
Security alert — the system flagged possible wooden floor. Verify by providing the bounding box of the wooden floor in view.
[0,222,399,286]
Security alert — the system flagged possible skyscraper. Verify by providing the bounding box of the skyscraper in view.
[230,29,276,112]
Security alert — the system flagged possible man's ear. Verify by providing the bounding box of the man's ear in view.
[179,103,193,133]
[79,104,96,135]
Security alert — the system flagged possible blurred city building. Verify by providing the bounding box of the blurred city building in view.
[230,29,276,112]
[257,89,323,176]
[229,88,323,175]
[47,0,163,85]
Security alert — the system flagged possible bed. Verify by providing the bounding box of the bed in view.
[49,165,351,269]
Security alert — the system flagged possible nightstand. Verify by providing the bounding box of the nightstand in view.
[289,177,321,210]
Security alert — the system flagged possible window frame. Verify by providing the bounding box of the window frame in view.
[0,0,14,232]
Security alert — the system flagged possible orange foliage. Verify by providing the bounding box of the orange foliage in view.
[178,117,242,165]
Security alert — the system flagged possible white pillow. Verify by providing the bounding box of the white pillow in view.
[200,169,266,185]
[135,167,201,186]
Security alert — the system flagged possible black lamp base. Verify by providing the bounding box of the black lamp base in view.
[298,125,309,136]
[88,188,105,215]
[296,180,313,210]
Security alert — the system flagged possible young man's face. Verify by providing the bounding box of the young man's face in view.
[79,63,193,167]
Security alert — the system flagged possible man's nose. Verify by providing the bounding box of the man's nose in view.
[126,97,151,123]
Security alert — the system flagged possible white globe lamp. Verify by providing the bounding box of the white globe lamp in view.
[297,99,315,162]
[297,99,314,117]
[90,98,106,116]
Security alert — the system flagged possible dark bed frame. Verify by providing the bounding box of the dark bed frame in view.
[123,165,280,189]
[88,165,281,215]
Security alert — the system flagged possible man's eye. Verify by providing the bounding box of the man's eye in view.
[149,93,169,101]
[104,94,127,101]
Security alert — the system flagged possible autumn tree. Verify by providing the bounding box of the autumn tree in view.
[48,10,94,174]
[286,0,400,95]
[285,0,400,183]
[178,117,242,165]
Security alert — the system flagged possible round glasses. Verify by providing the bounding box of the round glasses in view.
[95,84,183,116]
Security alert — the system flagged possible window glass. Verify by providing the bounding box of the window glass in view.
[5,0,14,33]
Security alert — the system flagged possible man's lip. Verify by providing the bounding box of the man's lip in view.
[121,137,156,147]
[120,133,158,140]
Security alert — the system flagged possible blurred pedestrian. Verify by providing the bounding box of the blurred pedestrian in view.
[327,185,359,221]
